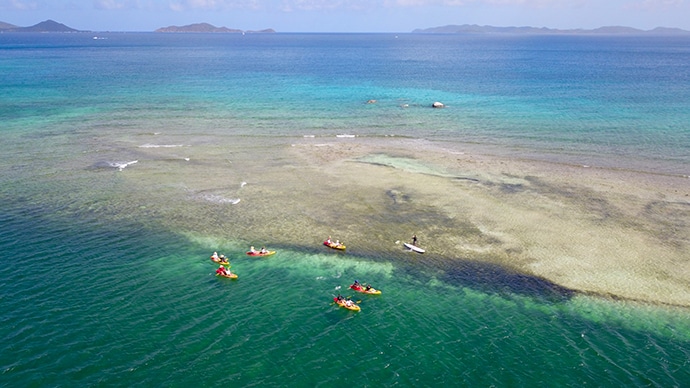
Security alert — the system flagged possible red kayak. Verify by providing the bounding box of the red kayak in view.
[246,250,276,257]
[350,284,382,295]
[215,267,237,279]
[216,272,238,279]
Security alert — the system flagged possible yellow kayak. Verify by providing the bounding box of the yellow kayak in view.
[216,271,238,279]
[211,257,230,265]
[333,297,360,311]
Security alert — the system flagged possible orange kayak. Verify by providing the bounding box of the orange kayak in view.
[324,241,346,250]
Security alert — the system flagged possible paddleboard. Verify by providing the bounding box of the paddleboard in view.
[404,242,425,253]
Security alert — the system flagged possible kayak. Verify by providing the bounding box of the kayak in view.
[211,257,231,265]
[246,250,276,257]
[403,242,425,254]
[333,297,360,311]
[216,272,238,279]
[324,241,346,250]
[350,284,382,295]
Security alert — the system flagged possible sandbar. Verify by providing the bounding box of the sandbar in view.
[123,135,690,307]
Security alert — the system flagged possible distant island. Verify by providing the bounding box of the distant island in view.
[0,20,274,34]
[0,21,17,30]
[2,19,687,35]
[413,24,690,35]
[0,19,83,33]
[155,23,275,34]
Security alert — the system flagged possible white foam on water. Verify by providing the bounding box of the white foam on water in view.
[198,194,240,204]
[336,134,355,138]
[240,182,247,188]
[138,144,184,148]
[110,160,138,171]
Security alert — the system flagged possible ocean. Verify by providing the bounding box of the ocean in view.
[1,32,689,386]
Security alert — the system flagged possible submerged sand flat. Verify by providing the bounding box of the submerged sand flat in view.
[105,135,689,307]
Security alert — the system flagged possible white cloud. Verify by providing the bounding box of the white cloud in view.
[94,0,128,10]
[0,0,591,14]
[0,0,39,11]
[162,0,375,12]
[166,0,263,11]
[280,0,372,11]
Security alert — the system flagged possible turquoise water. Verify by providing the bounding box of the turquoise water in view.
[2,203,690,386]
[1,33,689,386]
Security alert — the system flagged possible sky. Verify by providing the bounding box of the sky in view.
[1,0,689,33]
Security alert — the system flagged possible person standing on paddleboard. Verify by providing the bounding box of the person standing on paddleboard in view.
[412,234,418,246]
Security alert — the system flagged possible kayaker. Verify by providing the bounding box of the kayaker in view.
[365,284,372,291]
[211,251,219,260]
[326,236,332,244]
[352,280,361,289]
[216,265,226,275]
[249,246,256,253]
[260,247,267,254]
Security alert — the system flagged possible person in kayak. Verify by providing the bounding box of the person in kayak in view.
[260,247,268,254]
[216,265,228,275]
[351,280,361,290]
[211,251,219,260]
[249,246,256,253]
[365,284,372,292]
